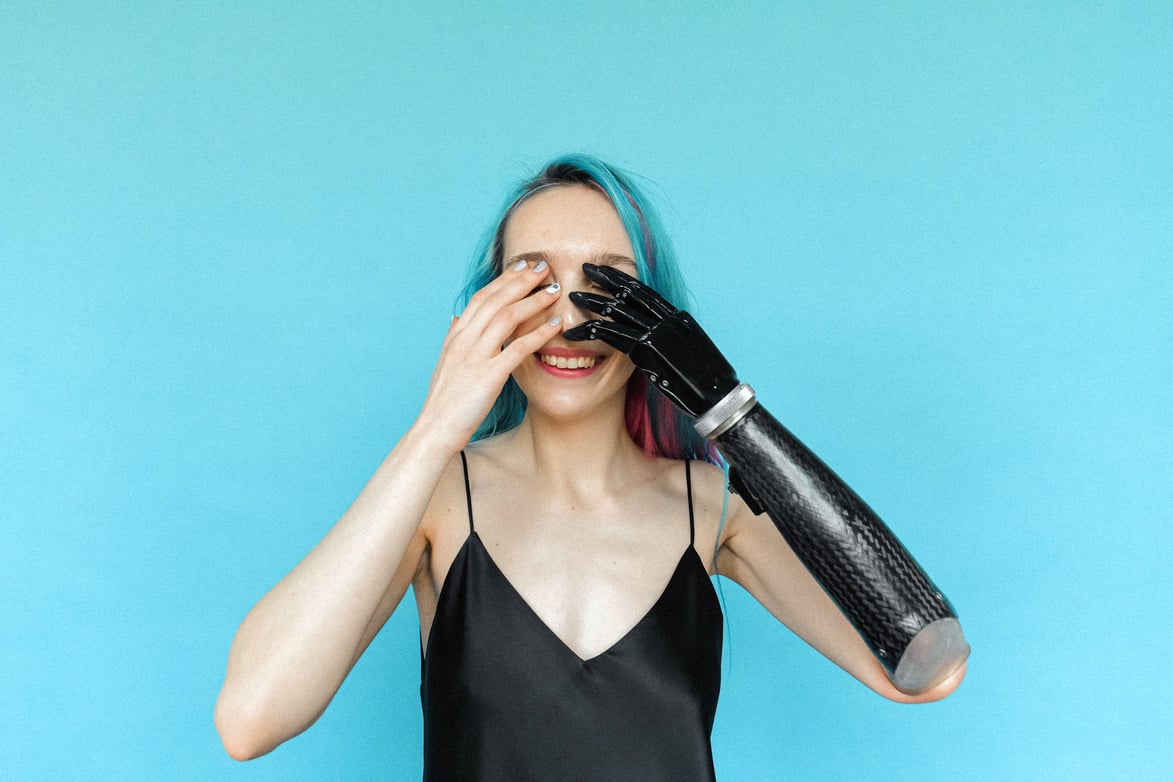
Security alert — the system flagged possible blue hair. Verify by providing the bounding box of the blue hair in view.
[457,154,721,466]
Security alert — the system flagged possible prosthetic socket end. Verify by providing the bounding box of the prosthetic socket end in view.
[890,618,970,695]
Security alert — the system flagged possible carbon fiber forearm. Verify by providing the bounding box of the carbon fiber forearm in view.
[715,404,960,681]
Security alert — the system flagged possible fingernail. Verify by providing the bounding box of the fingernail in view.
[545,282,560,294]
[511,259,528,272]
[533,260,548,272]
[549,315,563,326]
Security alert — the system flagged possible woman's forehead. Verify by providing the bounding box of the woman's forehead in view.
[502,185,635,262]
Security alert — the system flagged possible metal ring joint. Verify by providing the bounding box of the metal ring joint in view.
[694,383,758,440]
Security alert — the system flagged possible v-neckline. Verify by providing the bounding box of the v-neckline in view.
[467,531,700,664]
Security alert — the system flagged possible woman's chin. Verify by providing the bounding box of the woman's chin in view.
[515,378,629,422]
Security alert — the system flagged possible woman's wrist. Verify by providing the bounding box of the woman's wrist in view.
[398,413,470,466]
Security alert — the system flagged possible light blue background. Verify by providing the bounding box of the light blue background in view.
[3,2,1170,780]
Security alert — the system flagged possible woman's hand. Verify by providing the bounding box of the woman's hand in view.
[415,259,564,453]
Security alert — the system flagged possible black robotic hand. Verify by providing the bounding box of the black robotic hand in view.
[563,263,738,419]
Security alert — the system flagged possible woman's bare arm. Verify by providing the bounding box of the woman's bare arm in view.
[214,259,564,759]
[213,431,451,760]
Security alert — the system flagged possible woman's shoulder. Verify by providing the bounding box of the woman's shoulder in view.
[684,457,725,483]
[420,450,473,529]
[635,454,726,516]
[458,434,521,483]
[668,456,758,552]
[678,457,727,514]
[426,441,522,514]
[659,455,724,492]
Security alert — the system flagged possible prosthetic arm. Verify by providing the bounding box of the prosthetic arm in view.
[565,264,969,694]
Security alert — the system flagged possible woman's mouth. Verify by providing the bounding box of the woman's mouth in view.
[539,354,597,369]
[534,350,604,377]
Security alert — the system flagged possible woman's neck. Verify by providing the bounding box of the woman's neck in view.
[506,400,649,493]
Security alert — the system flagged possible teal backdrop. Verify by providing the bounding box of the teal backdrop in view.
[2,2,1170,780]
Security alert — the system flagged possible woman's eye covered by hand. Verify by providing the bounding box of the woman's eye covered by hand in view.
[525,283,605,298]
[497,257,557,297]
[505,260,625,313]
[527,282,561,297]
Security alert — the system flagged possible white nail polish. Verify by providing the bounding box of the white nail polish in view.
[545,282,560,293]
[549,315,563,326]
[511,259,528,271]
[533,260,548,272]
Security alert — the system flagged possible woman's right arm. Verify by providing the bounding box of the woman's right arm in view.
[214,259,562,760]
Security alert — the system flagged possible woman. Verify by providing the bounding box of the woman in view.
[214,155,968,779]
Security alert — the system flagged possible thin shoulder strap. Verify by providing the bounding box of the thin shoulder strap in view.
[685,458,695,546]
[459,450,475,534]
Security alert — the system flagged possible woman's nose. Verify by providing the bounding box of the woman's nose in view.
[553,287,589,330]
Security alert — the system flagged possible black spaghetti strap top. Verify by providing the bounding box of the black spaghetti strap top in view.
[420,454,723,781]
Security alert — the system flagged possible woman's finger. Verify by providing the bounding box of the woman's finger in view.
[499,313,565,368]
[452,278,561,360]
[476,281,563,353]
[455,260,550,337]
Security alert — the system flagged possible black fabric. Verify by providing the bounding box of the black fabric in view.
[420,456,723,781]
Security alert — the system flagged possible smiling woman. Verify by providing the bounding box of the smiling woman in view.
[457,155,718,464]
[213,154,967,780]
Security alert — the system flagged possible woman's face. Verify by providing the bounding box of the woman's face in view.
[500,184,638,422]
